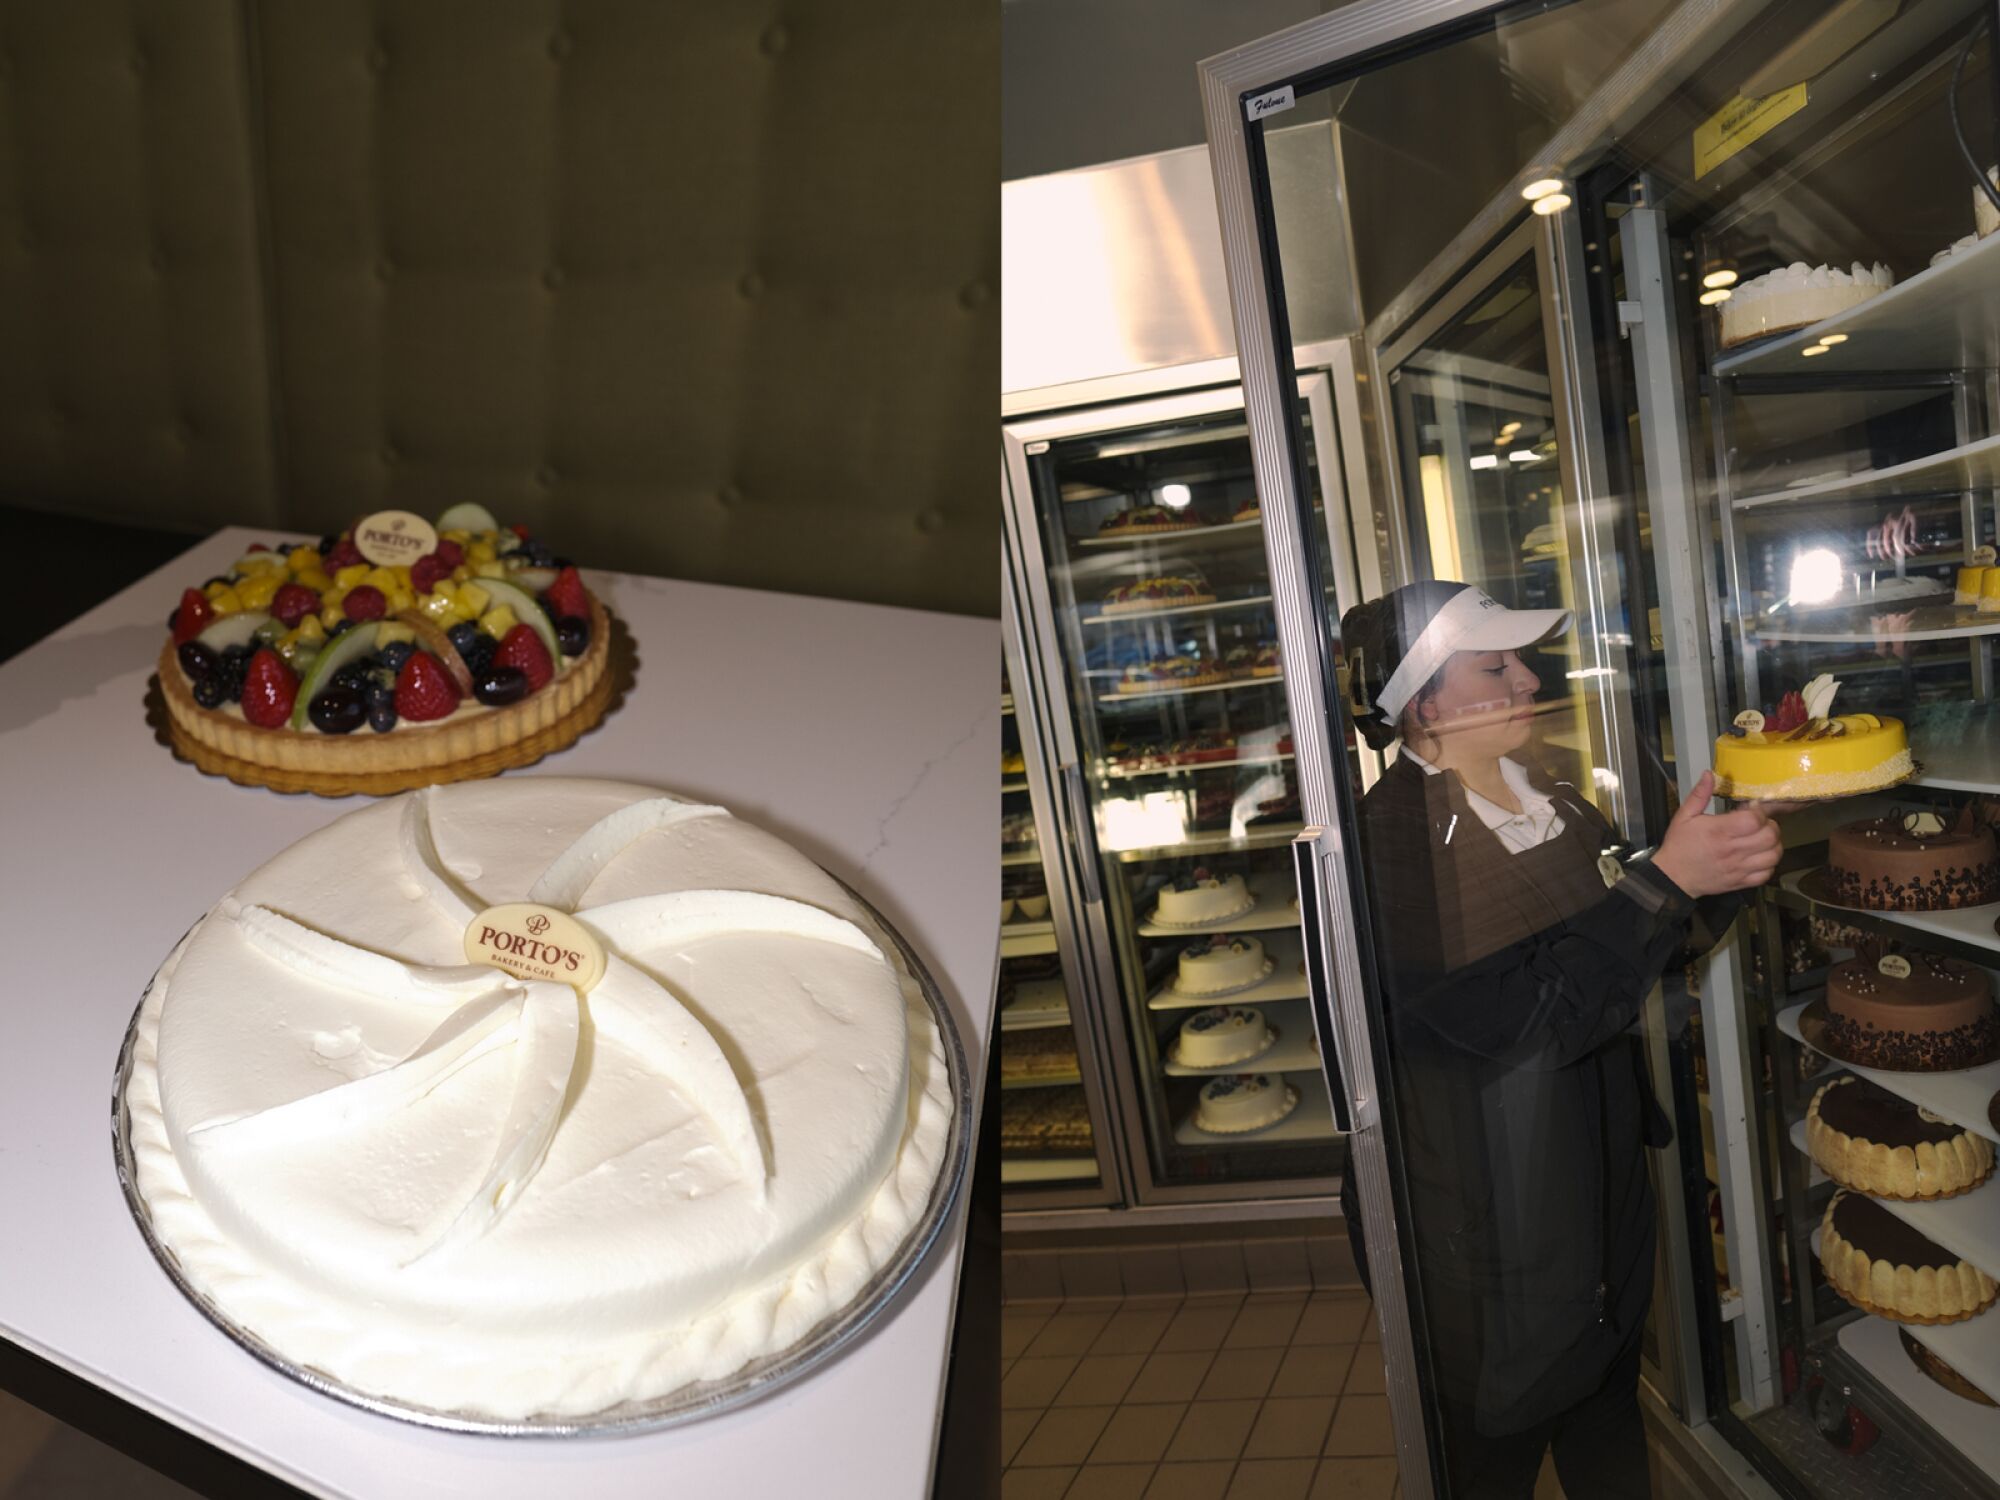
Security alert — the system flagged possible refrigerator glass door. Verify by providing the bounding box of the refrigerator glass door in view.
[1003,380,1353,1202]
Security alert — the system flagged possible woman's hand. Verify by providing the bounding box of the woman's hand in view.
[1652,770,1784,898]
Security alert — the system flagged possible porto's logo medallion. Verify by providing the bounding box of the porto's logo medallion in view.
[465,903,606,992]
[354,509,440,567]
[1877,954,1912,980]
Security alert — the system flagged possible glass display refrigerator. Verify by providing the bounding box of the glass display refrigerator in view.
[1001,365,1381,1211]
[1197,0,2000,1495]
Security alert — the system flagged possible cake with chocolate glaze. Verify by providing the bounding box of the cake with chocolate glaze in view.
[1825,952,2000,1071]
[1827,808,2000,911]
[1899,1327,1998,1405]
[1806,1075,1994,1199]
[1819,1190,1996,1323]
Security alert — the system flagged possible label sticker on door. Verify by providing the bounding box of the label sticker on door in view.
[1245,86,1295,122]
[1693,85,1808,178]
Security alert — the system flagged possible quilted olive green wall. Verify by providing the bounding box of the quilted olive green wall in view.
[0,0,997,616]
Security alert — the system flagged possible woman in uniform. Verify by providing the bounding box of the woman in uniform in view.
[1336,580,1786,1498]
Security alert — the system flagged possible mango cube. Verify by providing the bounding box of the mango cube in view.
[479,604,519,639]
[334,563,371,590]
[455,582,491,618]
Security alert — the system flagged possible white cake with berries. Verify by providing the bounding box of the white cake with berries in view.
[157,504,612,796]
[1193,1073,1296,1134]
[1175,936,1270,996]
[124,779,953,1420]
[1152,870,1255,926]
[1175,1006,1273,1067]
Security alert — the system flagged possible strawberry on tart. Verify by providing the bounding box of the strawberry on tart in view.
[159,504,613,796]
[1097,505,1204,537]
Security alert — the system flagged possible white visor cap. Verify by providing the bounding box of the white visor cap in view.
[1375,586,1572,723]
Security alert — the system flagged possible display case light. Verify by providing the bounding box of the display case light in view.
[1698,288,1732,305]
[1520,177,1565,201]
[1530,193,1572,217]
[1157,483,1193,509]
[1820,333,1848,345]
[1701,265,1739,289]
[1801,344,1830,357]
[1469,454,1500,470]
[1509,450,1538,463]
[1499,420,1521,436]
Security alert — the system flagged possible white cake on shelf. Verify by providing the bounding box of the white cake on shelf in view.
[124,779,952,1421]
[1153,868,1254,926]
[1176,934,1270,995]
[1193,1073,1296,1134]
[1175,1005,1273,1067]
[1717,261,1893,348]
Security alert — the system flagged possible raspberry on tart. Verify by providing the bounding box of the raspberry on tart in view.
[156,507,615,796]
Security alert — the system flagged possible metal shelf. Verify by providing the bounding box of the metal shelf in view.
[1001,848,1042,867]
[1002,778,1029,794]
[1161,998,1321,1076]
[1084,594,1275,627]
[1750,604,2000,643]
[1171,1074,1337,1146]
[1072,517,1265,552]
[1734,431,2000,511]
[1000,921,1057,959]
[1136,872,1300,938]
[1837,1316,2000,1460]
[1097,672,1284,705]
[1000,1156,1099,1185]
[1714,230,2000,378]
[1103,751,1294,781]
[1911,705,2000,792]
[1787,1118,2000,1284]
[1000,1071,1083,1091]
[1777,1000,2000,1148]
[1112,823,1304,864]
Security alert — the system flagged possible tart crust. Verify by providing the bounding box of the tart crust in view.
[159,597,612,796]
[1806,1078,1995,1200]
[1819,1191,1997,1325]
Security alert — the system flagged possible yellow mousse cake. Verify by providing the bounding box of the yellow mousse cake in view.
[1714,714,1910,800]
[1713,675,1911,800]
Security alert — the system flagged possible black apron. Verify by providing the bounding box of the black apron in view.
[1347,762,1667,1437]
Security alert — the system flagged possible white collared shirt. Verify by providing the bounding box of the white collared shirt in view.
[1397,743,1566,854]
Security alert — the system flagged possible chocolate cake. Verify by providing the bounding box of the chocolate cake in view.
[1824,952,2000,1071]
[1819,1190,1997,1323]
[1806,1075,1994,1198]
[1898,1327,1998,1405]
[1826,808,2000,911]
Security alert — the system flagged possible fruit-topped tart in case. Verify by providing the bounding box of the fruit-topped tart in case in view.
[158,504,614,795]
[1711,673,1913,801]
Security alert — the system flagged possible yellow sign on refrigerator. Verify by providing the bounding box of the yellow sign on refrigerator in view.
[1694,85,1808,178]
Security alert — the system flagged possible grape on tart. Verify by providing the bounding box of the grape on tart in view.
[158,504,612,795]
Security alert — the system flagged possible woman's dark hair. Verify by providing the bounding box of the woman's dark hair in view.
[1340,580,1471,752]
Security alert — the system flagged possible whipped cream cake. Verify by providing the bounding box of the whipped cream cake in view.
[1717,261,1893,348]
[124,779,953,1420]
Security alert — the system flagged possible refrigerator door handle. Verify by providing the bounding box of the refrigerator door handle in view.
[1292,826,1356,1133]
[1060,762,1104,907]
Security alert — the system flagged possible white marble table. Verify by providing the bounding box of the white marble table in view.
[0,528,998,1498]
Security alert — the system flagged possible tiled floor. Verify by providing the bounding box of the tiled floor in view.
[1002,1290,1401,1500]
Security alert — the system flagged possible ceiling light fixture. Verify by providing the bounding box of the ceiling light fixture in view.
[1520,177,1565,201]
[1531,193,1572,217]
[1698,288,1732,306]
[1469,454,1500,471]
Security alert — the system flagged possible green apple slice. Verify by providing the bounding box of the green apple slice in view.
[196,611,272,653]
[475,577,560,659]
[289,621,381,729]
[508,564,559,594]
[436,502,500,534]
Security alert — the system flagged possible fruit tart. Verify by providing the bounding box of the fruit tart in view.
[157,504,613,795]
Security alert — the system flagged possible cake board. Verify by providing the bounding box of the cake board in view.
[111,875,972,1438]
